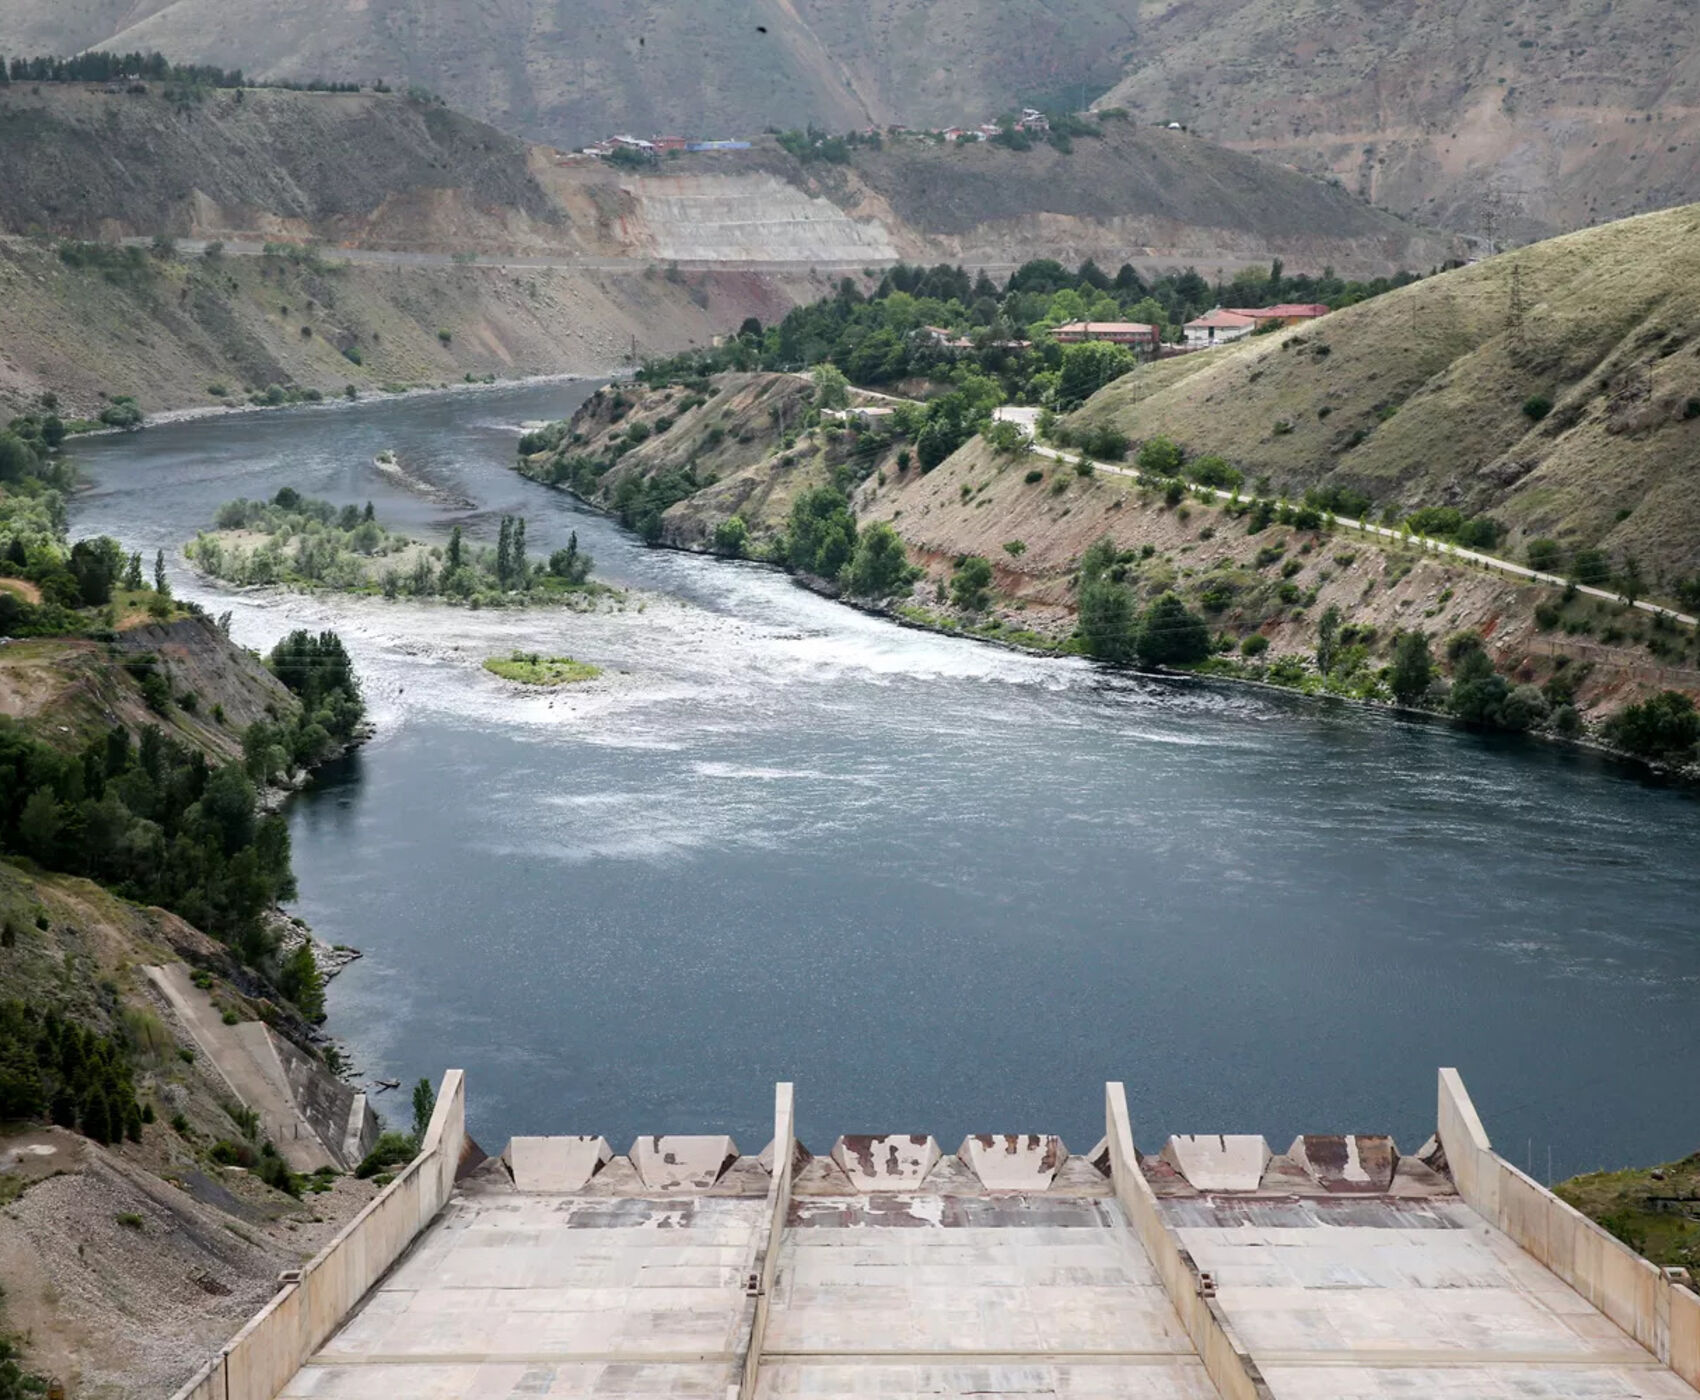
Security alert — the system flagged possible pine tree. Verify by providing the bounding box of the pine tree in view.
[512,518,527,585]
[496,517,512,585]
[446,526,463,572]
[81,1086,113,1144]
[363,501,375,522]
[153,549,170,597]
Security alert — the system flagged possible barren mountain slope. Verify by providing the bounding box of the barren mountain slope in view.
[0,0,1141,145]
[1066,203,1700,584]
[0,86,1453,277]
[1096,0,1700,240]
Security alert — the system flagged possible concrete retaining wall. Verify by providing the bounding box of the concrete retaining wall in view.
[1437,1067,1700,1392]
[1104,1083,1274,1400]
[738,1082,796,1400]
[169,1069,467,1400]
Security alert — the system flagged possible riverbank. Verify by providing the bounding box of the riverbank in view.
[513,375,1700,775]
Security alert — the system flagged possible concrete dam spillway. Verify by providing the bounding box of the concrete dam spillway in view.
[172,1070,1700,1400]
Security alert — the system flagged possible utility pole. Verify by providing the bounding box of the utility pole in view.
[1506,261,1526,356]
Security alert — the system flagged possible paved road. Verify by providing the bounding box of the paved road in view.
[108,236,890,276]
[1029,443,1699,628]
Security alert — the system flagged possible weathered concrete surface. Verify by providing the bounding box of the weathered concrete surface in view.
[503,1135,612,1192]
[630,1134,740,1191]
[1168,1193,1699,1399]
[1161,1134,1272,1193]
[830,1134,941,1192]
[280,1190,767,1398]
[146,963,357,1172]
[763,1192,1219,1399]
[1287,1134,1398,1193]
[958,1134,1068,1191]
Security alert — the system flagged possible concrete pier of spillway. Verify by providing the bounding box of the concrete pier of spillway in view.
[171,1070,1700,1400]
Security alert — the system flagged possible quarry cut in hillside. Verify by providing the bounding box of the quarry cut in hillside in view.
[0,85,1452,278]
[1065,203,1700,587]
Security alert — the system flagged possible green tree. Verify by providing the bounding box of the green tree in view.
[512,517,528,584]
[785,487,856,578]
[496,517,512,584]
[68,536,125,606]
[950,556,994,612]
[153,549,170,597]
[1078,577,1138,662]
[1390,631,1433,706]
[1447,636,1510,726]
[712,516,748,558]
[1605,691,1700,763]
[846,522,914,598]
[1135,592,1211,666]
[277,943,325,1021]
[18,788,61,860]
[811,363,850,410]
[446,525,463,572]
[1054,340,1135,409]
[1316,605,1342,676]
[80,1085,114,1145]
[411,1077,437,1145]
[123,551,144,591]
[1525,538,1562,572]
[1137,436,1184,477]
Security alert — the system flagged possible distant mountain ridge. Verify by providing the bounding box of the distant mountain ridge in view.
[0,0,1140,147]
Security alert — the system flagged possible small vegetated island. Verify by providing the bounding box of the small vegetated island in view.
[186,487,614,607]
[481,652,602,687]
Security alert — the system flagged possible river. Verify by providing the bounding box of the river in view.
[69,380,1700,1180]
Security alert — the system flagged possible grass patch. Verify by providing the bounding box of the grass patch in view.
[1556,1154,1700,1271]
[482,652,602,687]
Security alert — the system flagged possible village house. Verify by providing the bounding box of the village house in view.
[1183,308,1258,348]
[1051,321,1160,351]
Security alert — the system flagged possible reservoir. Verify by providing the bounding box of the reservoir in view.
[70,381,1700,1179]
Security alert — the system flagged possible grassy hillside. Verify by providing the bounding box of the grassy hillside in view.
[1097,0,1700,240]
[1065,203,1700,589]
[0,238,820,417]
[515,371,1700,746]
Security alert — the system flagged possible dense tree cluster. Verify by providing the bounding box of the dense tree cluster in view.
[190,489,598,603]
[640,258,1421,412]
[1605,691,1699,764]
[1074,537,1211,666]
[0,1002,144,1145]
[1,50,245,86]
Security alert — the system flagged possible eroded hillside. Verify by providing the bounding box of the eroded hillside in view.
[1097,0,1700,240]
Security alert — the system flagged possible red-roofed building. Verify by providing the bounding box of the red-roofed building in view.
[1051,320,1160,350]
[1228,303,1331,327]
[1183,308,1258,348]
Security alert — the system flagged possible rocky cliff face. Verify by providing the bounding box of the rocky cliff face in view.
[1096,0,1700,241]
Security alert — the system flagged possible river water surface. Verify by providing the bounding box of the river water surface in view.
[70,382,1700,1178]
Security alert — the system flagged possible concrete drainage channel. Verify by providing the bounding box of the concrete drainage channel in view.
[171,1070,1700,1400]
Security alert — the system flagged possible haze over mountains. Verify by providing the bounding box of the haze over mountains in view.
[3,0,1698,242]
